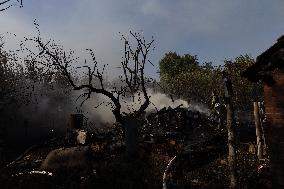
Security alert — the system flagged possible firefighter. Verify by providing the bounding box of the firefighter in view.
[211,91,219,119]
[211,90,225,130]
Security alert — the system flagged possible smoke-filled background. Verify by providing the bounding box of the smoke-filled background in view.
[3,80,209,141]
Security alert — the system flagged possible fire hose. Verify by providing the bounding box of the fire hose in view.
[162,155,177,189]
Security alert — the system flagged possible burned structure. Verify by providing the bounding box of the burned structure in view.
[146,106,203,132]
[242,35,284,188]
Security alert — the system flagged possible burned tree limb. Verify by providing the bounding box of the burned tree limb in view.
[35,30,154,122]
[0,0,12,11]
[36,37,124,124]
[0,0,22,11]
[121,31,154,118]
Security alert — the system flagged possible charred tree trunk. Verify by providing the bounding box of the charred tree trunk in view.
[23,119,28,137]
[124,116,139,159]
[0,123,4,166]
[0,113,5,166]
[253,102,264,159]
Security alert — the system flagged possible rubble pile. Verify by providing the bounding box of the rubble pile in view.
[0,109,271,189]
[140,106,216,143]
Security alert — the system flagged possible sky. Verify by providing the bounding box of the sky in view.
[0,0,284,79]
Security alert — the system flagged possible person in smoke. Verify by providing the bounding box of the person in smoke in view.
[211,91,219,110]
[211,90,226,130]
[211,91,219,120]
[217,71,234,129]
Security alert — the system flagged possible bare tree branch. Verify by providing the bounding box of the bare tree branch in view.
[121,31,154,117]
[0,0,22,11]
[35,36,124,123]
[0,0,11,6]
[27,26,154,126]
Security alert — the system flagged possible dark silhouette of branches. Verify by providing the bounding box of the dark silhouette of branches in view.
[0,36,33,111]
[0,0,22,11]
[120,31,154,117]
[30,29,154,125]
[35,38,123,123]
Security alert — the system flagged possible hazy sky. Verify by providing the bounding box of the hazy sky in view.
[0,0,284,79]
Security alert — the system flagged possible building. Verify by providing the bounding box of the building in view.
[242,35,284,189]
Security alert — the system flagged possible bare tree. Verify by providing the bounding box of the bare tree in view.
[0,0,22,11]
[29,29,154,158]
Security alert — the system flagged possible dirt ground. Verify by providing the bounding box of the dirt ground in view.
[0,130,272,189]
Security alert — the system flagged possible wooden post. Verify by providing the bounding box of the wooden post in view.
[258,102,267,156]
[223,72,237,189]
[253,102,264,159]
[66,114,83,144]
[226,102,237,189]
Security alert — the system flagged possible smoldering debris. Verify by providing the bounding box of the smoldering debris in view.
[80,89,210,127]
[0,94,268,189]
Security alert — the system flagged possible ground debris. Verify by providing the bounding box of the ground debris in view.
[0,111,272,189]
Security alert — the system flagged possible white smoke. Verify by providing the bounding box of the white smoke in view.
[81,89,210,126]
[122,89,190,112]
[121,89,210,114]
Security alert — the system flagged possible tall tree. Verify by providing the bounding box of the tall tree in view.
[27,30,155,159]
[159,52,221,105]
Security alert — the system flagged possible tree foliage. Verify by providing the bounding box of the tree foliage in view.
[159,52,198,83]
[159,52,263,111]
[159,52,222,105]
[223,55,263,111]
